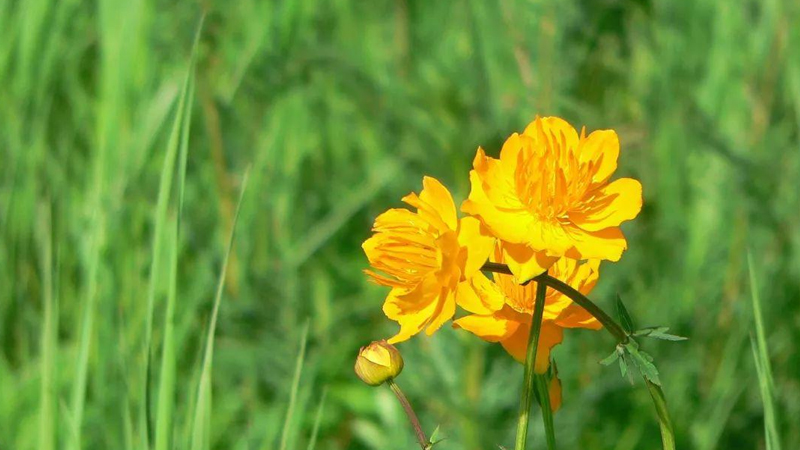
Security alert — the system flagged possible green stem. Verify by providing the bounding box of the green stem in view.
[536,275,628,343]
[645,380,676,450]
[482,262,675,450]
[388,380,429,450]
[535,375,556,450]
[481,262,627,343]
[514,273,548,450]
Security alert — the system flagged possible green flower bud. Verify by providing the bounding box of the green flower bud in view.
[354,340,404,386]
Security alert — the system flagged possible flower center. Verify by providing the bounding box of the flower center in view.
[514,130,594,221]
[365,217,463,291]
[493,273,560,315]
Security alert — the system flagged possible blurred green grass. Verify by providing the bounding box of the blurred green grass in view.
[1,0,799,449]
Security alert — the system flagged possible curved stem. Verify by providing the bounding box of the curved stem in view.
[536,276,628,343]
[481,263,628,343]
[388,380,429,450]
[482,262,675,450]
[514,273,548,450]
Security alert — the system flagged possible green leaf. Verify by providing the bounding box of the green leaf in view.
[616,295,635,334]
[632,326,668,337]
[428,425,444,448]
[618,352,628,379]
[627,345,661,386]
[600,348,620,366]
[633,326,688,341]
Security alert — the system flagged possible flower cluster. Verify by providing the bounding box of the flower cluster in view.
[362,116,642,403]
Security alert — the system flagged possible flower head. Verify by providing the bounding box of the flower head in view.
[354,340,404,385]
[363,176,494,343]
[462,116,642,280]
[454,251,602,373]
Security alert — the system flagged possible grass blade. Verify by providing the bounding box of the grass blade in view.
[748,253,782,450]
[278,321,310,450]
[154,217,179,450]
[305,387,327,450]
[68,88,108,450]
[154,23,199,450]
[37,202,57,450]
[142,39,189,450]
[190,169,250,450]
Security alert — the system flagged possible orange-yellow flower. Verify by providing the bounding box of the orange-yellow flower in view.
[453,253,602,373]
[363,176,494,343]
[462,116,642,281]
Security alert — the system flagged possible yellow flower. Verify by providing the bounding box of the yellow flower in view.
[363,176,494,343]
[354,340,404,386]
[453,253,602,373]
[462,116,642,281]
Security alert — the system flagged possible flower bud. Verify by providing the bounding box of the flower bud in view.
[548,374,562,413]
[354,340,404,386]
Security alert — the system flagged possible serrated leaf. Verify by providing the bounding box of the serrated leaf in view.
[650,331,688,342]
[632,326,668,337]
[627,345,661,386]
[600,349,620,366]
[616,295,635,334]
[634,326,688,341]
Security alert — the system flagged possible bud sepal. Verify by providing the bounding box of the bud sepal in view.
[354,340,404,386]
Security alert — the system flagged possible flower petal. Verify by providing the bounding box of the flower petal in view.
[569,178,642,232]
[457,216,495,278]
[424,287,457,336]
[453,312,520,342]
[523,116,580,154]
[419,176,458,230]
[548,371,562,412]
[499,132,528,176]
[565,226,628,261]
[462,169,535,244]
[383,287,439,344]
[501,242,559,282]
[552,259,602,329]
[456,272,506,314]
[402,192,450,233]
[579,129,619,185]
[554,303,603,330]
[500,320,564,373]
[471,148,526,210]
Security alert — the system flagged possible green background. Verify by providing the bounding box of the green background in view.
[1,0,798,449]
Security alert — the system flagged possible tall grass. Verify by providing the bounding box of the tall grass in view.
[749,254,783,450]
[0,1,797,449]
